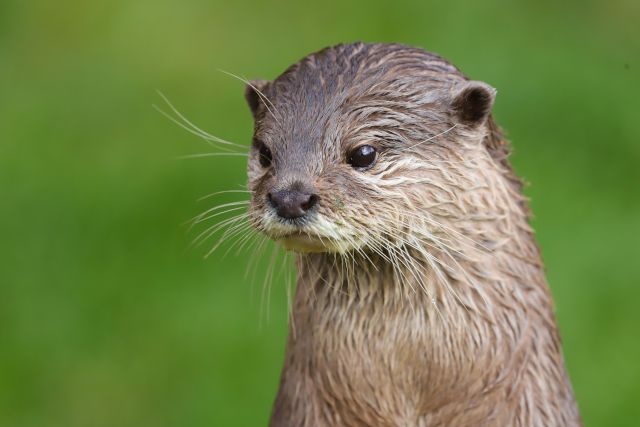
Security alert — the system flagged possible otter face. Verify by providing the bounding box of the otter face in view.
[245,43,497,254]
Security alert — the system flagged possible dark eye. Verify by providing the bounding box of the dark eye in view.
[258,142,272,168]
[348,145,377,169]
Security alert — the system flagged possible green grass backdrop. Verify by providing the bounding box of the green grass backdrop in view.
[1,0,638,425]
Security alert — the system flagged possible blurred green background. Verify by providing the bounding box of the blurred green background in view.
[1,0,638,425]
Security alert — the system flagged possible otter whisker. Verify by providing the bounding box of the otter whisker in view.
[188,205,247,231]
[392,209,490,252]
[155,106,246,156]
[281,252,296,339]
[425,236,492,310]
[232,228,263,256]
[368,215,446,314]
[403,234,472,315]
[387,215,471,261]
[358,235,393,265]
[245,235,269,281]
[423,216,492,252]
[222,225,259,258]
[206,221,254,258]
[345,249,359,297]
[421,232,469,260]
[340,252,356,298]
[384,243,423,314]
[395,238,450,319]
[154,102,234,151]
[155,90,247,151]
[192,212,248,247]
[217,69,283,127]
[198,189,251,202]
[301,253,338,300]
[189,200,249,226]
[388,212,491,315]
[189,210,248,237]
[246,236,271,320]
[341,228,378,272]
[299,257,316,301]
[260,244,281,325]
[376,213,480,313]
[177,152,249,159]
[405,124,458,150]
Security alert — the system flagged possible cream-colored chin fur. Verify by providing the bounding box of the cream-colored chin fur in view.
[277,233,362,254]
[279,235,328,253]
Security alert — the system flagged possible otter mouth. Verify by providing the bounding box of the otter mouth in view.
[278,232,329,253]
[259,211,361,253]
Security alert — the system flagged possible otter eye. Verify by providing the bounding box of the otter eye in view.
[258,142,272,168]
[348,145,377,169]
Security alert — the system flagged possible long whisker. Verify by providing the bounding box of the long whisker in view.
[281,252,296,339]
[206,221,253,257]
[222,225,258,258]
[405,124,458,150]
[187,200,249,227]
[192,212,248,247]
[155,90,247,150]
[177,152,248,159]
[187,206,247,232]
[247,236,270,321]
[217,69,283,127]
[260,244,280,325]
[198,189,251,202]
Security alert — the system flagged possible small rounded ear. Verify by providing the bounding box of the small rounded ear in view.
[244,80,270,118]
[451,80,496,126]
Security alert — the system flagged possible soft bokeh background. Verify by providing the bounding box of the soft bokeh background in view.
[1,0,638,425]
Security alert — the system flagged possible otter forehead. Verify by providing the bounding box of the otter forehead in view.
[271,43,462,104]
[265,43,464,122]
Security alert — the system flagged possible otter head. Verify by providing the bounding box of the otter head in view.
[245,43,498,254]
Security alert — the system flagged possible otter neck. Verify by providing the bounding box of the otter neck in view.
[271,202,580,426]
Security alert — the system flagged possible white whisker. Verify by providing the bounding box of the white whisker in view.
[406,124,458,150]
[177,152,248,159]
[155,90,247,150]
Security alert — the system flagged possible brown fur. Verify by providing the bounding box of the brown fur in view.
[244,42,581,426]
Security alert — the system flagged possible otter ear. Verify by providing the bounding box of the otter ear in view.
[244,80,270,118]
[451,80,496,126]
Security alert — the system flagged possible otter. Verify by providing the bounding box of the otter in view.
[242,43,581,426]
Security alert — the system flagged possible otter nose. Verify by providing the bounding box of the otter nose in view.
[268,190,318,219]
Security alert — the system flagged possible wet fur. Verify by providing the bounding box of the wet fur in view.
[245,43,581,426]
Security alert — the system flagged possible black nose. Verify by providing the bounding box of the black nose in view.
[268,190,318,219]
